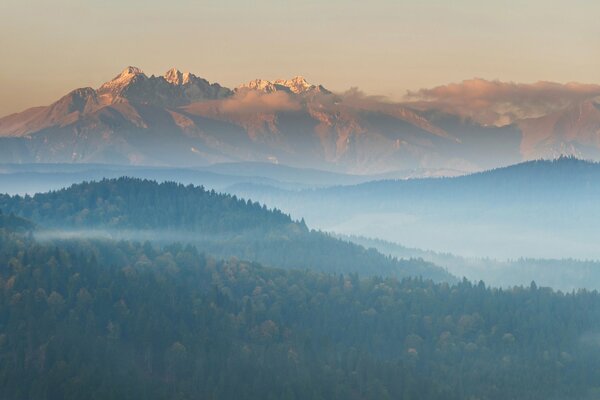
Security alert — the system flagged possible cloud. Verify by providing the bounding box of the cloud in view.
[314,87,410,115]
[337,87,392,104]
[405,79,600,125]
[219,90,302,115]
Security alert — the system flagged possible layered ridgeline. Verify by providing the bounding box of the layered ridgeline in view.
[4,67,600,174]
[2,222,600,399]
[0,177,451,281]
[0,161,415,197]
[229,157,600,260]
[344,235,600,292]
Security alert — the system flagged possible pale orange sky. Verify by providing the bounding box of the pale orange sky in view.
[1,0,599,117]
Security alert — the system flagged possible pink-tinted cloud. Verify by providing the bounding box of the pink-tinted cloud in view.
[405,79,600,125]
[219,90,301,115]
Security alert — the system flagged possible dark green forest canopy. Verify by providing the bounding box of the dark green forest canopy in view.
[0,210,34,232]
[1,230,600,400]
[0,178,453,281]
[0,178,293,232]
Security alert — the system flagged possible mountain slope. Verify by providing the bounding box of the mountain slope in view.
[0,178,453,281]
[518,99,600,159]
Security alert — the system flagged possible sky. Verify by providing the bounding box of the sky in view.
[0,0,599,117]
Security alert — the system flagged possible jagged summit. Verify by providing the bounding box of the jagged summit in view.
[98,68,328,102]
[100,66,146,89]
[240,78,277,93]
[274,76,312,94]
[92,66,232,106]
[164,68,183,85]
[97,66,147,102]
[121,66,144,75]
[164,68,197,86]
[163,68,201,86]
[238,76,330,94]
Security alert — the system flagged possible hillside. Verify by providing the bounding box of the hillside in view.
[344,235,600,291]
[0,209,34,232]
[228,157,600,259]
[0,178,452,281]
[1,229,600,399]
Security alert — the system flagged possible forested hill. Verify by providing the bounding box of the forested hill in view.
[0,178,453,281]
[232,157,600,211]
[2,230,600,399]
[0,178,294,232]
[226,157,600,259]
[315,156,600,207]
[0,210,34,232]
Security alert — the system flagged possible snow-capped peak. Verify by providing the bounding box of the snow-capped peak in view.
[121,66,144,75]
[99,66,147,94]
[164,68,184,85]
[238,76,328,94]
[164,68,199,85]
[274,76,312,94]
[111,66,146,83]
[239,79,279,93]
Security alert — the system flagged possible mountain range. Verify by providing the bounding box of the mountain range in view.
[1,67,600,174]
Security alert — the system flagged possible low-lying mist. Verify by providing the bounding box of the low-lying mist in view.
[227,158,600,261]
[8,158,600,292]
[323,212,600,260]
[343,235,600,292]
[33,227,600,292]
[34,228,211,243]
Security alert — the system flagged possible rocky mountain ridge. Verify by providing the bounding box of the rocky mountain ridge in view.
[0,67,598,174]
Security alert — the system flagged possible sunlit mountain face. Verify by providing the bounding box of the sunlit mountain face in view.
[2,67,599,175]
